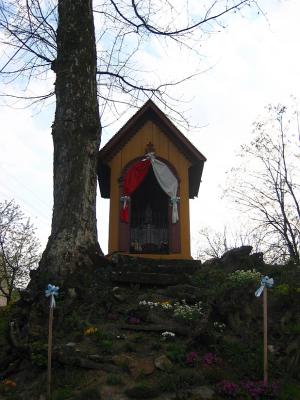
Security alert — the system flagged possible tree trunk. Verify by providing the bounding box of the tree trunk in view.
[39,0,102,277]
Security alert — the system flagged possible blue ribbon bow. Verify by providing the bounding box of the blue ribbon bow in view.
[45,284,59,308]
[255,276,274,297]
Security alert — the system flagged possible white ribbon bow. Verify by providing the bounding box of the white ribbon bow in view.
[120,195,130,209]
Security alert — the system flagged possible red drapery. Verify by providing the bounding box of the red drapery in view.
[120,159,151,222]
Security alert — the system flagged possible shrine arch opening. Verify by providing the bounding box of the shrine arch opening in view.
[118,155,181,254]
[130,166,169,254]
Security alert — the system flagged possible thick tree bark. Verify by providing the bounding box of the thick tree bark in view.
[39,0,102,276]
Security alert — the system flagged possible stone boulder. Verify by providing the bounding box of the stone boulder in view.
[221,246,253,266]
[190,386,215,399]
[113,354,155,379]
[154,355,173,371]
[202,246,265,270]
[165,284,203,302]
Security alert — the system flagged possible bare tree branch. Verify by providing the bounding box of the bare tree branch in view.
[0,0,260,126]
[225,103,300,264]
[0,200,40,304]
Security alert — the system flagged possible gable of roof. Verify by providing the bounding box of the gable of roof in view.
[98,100,206,199]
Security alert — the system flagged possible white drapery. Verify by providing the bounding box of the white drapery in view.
[145,153,179,223]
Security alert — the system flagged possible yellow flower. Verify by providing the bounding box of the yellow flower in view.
[84,327,98,336]
[3,379,17,388]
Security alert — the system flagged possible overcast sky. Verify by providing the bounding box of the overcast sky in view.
[0,0,299,256]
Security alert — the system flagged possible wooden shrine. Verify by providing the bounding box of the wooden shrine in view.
[98,100,206,259]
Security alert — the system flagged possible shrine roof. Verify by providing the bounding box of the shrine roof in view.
[98,100,206,199]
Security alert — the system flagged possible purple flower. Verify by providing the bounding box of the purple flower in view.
[128,316,141,325]
[217,380,239,397]
[241,380,279,399]
[216,379,279,399]
[186,351,198,365]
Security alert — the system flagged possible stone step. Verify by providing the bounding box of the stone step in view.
[113,264,199,275]
[110,254,201,271]
[119,323,190,336]
[111,271,190,286]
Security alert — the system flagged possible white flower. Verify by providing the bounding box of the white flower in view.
[161,331,175,340]
[213,321,226,331]
[173,300,203,321]
[139,300,160,308]
[161,302,173,310]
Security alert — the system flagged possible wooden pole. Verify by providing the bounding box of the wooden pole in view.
[263,287,268,384]
[47,305,54,400]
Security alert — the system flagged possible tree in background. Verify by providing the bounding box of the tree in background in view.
[0,201,40,304]
[224,104,300,264]
[0,0,261,278]
[196,224,278,263]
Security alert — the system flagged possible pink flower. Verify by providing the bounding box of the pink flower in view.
[186,351,198,365]
[217,380,239,397]
[202,352,220,366]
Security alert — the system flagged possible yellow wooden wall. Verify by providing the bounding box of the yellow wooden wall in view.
[108,120,192,259]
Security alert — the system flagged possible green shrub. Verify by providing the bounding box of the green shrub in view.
[91,330,115,353]
[287,323,300,334]
[52,388,73,400]
[73,387,101,400]
[95,330,114,340]
[30,341,48,368]
[0,306,10,346]
[192,268,227,288]
[279,382,300,400]
[123,341,136,352]
[132,333,146,343]
[166,342,186,363]
[227,269,261,287]
[106,374,123,385]
[221,339,262,379]
[52,367,89,389]
[64,311,82,331]
[203,366,234,384]
[159,368,203,392]
[274,284,290,296]
[151,341,162,351]
[125,383,160,399]
[97,339,113,353]
[158,372,175,393]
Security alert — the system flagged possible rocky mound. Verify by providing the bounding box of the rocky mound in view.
[0,250,300,399]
